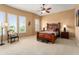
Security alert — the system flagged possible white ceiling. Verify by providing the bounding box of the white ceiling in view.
[7,4,75,16]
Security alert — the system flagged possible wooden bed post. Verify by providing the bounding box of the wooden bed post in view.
[58,22,61,37]
[37,32,39,40]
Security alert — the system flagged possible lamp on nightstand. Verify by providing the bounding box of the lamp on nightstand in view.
[63,25,67,32]
[43,27,45,31]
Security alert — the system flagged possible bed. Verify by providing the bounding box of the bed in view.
[37,22,61,43]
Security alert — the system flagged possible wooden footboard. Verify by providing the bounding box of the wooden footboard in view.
[37,32,56,43]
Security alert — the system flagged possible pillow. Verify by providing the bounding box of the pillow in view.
[9,31,17,36]
[9,31,13,35]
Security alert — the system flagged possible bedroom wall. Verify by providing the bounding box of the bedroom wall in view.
[41,9,75,38]
[0,5,41,40]
[74,5,79,45]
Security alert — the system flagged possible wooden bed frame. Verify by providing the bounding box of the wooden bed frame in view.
[37,22,61,43]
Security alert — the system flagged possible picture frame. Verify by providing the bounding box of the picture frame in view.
[28,21,31,26]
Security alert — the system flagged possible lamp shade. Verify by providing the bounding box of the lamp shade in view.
[41,10,46,14]
[63,24,68,32]
[3,22,8,28]
[63,25,67,28]
[4,22,8,27]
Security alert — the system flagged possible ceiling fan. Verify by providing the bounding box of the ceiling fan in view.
[40,4,52,14]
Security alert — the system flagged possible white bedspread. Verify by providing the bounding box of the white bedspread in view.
[40,31,57,36]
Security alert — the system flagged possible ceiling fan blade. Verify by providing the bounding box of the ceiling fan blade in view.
[47,8,52,10]
[46,11,50,13]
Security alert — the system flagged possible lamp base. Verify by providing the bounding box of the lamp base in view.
[64,27,66,32]
[0,43,5,46]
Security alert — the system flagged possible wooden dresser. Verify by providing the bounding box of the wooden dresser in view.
[61,32,69,39]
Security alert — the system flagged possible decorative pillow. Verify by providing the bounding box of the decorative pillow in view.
[8,31,17,36]
[47,23,59,32]
[9,31,13,35]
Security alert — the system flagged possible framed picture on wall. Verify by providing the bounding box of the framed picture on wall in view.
[76,9,79,26]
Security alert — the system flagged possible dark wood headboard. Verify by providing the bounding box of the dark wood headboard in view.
[47,22,61,37]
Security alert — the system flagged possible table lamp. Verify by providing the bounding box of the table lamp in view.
[63,25,67,32]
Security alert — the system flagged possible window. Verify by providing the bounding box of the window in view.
[35,19,40,32]
[0,12,5,35]
[19,16,26,33]
[8,14,17,32]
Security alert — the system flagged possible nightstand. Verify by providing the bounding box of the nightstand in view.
[61,32,69,39]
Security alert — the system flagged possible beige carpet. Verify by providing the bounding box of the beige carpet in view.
[0,35,79,55]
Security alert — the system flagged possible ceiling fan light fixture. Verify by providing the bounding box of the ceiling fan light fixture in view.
[41,10,46,13]
[39,4,52,15]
